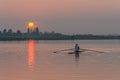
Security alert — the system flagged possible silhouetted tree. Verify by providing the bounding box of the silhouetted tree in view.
[8,29,13,35]
[3,29,7,35]
[27,28,30,34]
[16,30,22,35]
[35,27,39,34]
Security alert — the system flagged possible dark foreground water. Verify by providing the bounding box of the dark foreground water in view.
[0,40,120,80]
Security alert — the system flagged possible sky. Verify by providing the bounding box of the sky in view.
[0,0,120,34]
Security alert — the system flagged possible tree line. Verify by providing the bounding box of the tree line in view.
[0,28,120,40]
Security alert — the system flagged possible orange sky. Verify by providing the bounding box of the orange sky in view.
[0,0,120,34]
[1,0,120,16]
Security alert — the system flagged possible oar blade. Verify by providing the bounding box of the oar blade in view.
[81,48,104,53]
[53,48,74,53]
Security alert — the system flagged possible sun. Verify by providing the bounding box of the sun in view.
[28,22,35,29]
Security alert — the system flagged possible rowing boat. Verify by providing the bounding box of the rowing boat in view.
[68,50,85,54]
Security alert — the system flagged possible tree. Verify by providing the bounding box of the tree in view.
[27,28,30,34]
[16,30,22,36]
[8,29,13,35]
[3,29,7,35]
[36,27,39,33]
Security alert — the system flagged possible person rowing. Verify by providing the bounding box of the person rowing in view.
[74,43,80,54]
[74,43,80,57]
[54,43,104,54]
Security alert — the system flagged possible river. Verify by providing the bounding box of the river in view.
[0,40,120,80]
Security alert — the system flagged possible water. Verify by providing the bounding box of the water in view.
[0,40,120,80]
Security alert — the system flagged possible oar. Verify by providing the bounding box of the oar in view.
[81,48,104,53]
[53,48,74,53]
[68,50,84,54]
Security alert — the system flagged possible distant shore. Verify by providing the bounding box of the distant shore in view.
[0,35,120,41]
[0,28,120,41]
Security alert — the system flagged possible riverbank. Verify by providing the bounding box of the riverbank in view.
[0,35,120,41]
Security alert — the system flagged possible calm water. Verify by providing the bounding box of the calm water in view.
[0,40,120,80]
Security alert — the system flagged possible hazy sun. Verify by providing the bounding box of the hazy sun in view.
[28,22,35,28]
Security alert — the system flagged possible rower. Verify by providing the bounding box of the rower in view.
[74,43,80,54]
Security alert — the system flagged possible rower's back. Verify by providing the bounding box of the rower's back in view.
[74,43,80,52]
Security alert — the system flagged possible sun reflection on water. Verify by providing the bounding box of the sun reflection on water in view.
[28,40,34,71]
